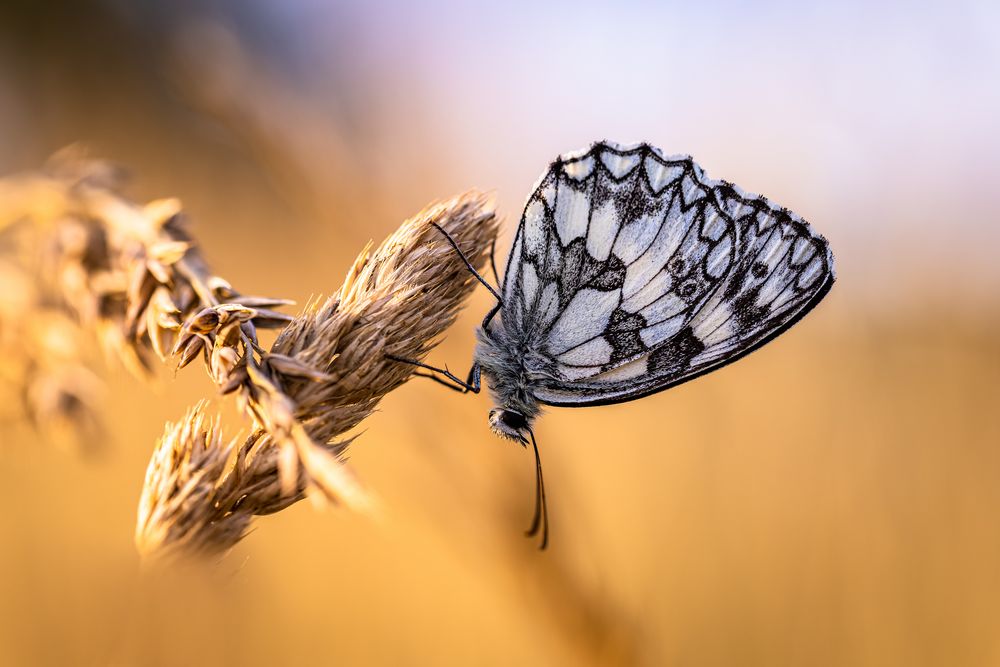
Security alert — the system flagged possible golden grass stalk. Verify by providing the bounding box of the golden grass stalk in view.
[135,192,497,559]
[1,148,498,559]
[135,402,328,561]
[0,257,105,453]
[135,403,253,560]
[270,193,498,457]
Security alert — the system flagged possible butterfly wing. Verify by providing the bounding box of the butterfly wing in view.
[497,141,834,407]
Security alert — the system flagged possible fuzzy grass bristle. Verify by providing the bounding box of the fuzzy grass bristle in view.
[1,150,499,560]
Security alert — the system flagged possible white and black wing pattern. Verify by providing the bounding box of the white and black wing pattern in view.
[497,141,835,407]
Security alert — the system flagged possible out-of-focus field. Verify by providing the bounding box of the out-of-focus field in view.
[1,2,998,665]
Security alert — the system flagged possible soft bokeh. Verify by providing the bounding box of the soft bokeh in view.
[1,1,998,665]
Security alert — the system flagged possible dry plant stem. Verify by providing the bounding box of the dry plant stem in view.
[271,192,498,445]
[136,403,249,560]
[0,258,104,452]
[0,151,294,379]
[138,191,497,558]
[1,154,342,505]
[135,402,315,561]
[238,192,499,506]
[2,153,498,559]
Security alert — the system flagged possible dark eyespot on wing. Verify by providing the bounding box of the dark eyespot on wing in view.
[678,279,699,299]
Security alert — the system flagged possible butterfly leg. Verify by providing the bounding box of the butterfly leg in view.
[387,231,502,394]
[488,237,500,286]
[388,355,482,394]
[481,301,500,329]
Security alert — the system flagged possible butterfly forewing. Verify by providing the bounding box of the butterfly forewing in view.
[498,141,833,407]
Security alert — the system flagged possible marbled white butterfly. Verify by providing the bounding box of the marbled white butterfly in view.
[392,141,835,547]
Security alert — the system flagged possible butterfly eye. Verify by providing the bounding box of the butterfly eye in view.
[667,257,686,275]
[500,410,528,430]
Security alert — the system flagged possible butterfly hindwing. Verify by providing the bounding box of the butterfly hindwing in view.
[497,141,834,407]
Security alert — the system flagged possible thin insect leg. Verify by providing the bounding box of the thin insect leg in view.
[388,304,494,395]
[410,371,469,393]
[388,354,481,394]
[430,222,503,304]
[481,302,500,330]
[525,428,549,550]
[388,231,501,395]
[488,237,500,286]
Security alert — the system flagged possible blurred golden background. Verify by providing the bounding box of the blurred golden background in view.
[1,1,999,665]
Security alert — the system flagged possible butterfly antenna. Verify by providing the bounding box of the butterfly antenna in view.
[525,428,549,550]
[430,222,503,304]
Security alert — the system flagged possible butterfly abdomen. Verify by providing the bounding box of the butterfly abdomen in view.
[475,323,546,421]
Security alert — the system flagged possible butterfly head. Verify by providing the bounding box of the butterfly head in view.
[488,408,530,445]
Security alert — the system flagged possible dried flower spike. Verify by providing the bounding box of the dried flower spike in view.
[3,150,498,560]
[137,191,497,559]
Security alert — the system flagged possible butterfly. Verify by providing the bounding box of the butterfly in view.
[391,141,835,548]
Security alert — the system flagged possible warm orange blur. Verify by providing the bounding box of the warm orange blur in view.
[1,2,998,665]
